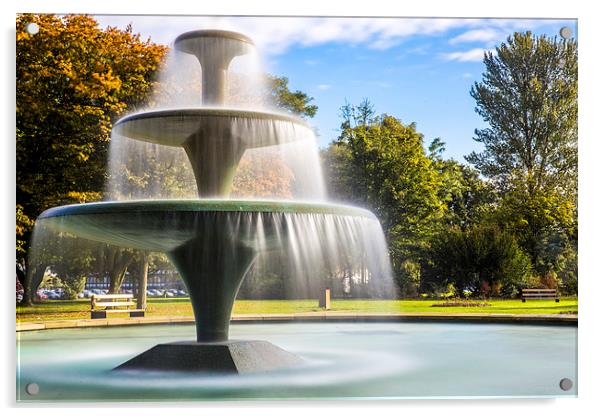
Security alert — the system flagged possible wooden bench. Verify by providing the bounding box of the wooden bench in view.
[90,294,145,319]
[521,288,560,303]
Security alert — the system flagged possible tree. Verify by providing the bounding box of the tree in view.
[423,225,532,298]
[466,31,577,197]
[323,101,445,295]
[16,14,320,301]
[232,151,295,198]
[331,102,444,248]
[16,14,167,303]
[428,139,496,230]
[29,232,98,300]
[466,32,577,287]
[267,75,318,118]
[494,177,577,282]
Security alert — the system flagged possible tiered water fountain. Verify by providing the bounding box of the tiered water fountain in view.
[36,30,392,373]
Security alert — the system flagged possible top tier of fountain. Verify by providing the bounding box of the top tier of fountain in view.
[113,30,313,198]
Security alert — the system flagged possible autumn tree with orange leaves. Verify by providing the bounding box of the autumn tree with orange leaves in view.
[16,14,167,303]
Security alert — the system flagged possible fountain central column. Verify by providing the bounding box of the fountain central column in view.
[110,30,309,372]
[167,231,257,342]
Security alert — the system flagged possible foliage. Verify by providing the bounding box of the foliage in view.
[16,14,167,274]
[466,31,578,293]
[49,236,97,299]
[428,140,496,230]
[466,31,577,197]
[423,225,532,298]
[16,205,34,256]
[395,260,421,298]
[328,100,445,247]
[495,180,577,275]
[238,271,286,300]
[232,150,295,198]
[431,298,491,307]
[267,75,318,118]
[323,100,446,295]
[106,137,197,200]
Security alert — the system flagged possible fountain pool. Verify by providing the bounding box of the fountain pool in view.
[17,322,577,400]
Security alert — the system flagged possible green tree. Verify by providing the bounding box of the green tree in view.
[31,233,98,300]
[267,75,318,118]
[494,178,577,282]
[466,31,577,197]
[323,101,445,295]
[16,14,167,303]
[423,225,532,298]
[466,32,577,287]
[428,139,496,230]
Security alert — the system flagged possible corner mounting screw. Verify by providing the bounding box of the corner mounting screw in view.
[559,27,573,40]
[25,383,39,396]
[559,378,573,391]
[25,23,39,35]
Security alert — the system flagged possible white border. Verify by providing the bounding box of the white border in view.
[3,1,601,415]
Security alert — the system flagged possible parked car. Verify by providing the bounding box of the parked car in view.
[46,290,62,300]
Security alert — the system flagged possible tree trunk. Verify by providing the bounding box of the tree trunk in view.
[18,262,46,305]
[135,255,149,310]
[107,249,134,294]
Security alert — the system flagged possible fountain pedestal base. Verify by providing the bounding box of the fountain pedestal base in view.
[114,340,304,373]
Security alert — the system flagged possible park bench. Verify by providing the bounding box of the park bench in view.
[521,288,560,303]
[90,294,145,319]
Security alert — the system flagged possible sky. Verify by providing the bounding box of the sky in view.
[94,15,577,162]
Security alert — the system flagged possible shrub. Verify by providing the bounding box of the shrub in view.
[423,225,532,298]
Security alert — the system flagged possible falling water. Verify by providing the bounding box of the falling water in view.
[106,44,326,201]
[36,201,393,300]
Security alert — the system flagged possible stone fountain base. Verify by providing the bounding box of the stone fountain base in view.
[113,340,304,374]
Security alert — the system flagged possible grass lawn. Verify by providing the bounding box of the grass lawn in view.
[16,297,578,322]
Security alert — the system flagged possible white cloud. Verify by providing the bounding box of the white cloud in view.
[94,15,571,58]
[316,84,331,90]
[442,48,495,62]
[449,28,502,44]
[95,15,482,56]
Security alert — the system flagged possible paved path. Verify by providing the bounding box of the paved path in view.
[15,312,577,332]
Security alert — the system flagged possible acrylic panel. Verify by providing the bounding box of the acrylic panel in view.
[15,14,578,402]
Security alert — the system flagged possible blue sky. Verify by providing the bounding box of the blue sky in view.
[95,16,577,161]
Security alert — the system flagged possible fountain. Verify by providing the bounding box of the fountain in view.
[35,30,392,373]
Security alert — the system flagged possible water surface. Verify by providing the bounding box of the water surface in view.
[16,322,577,401]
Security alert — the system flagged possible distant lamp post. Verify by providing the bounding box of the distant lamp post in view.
[318,287,331,310]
